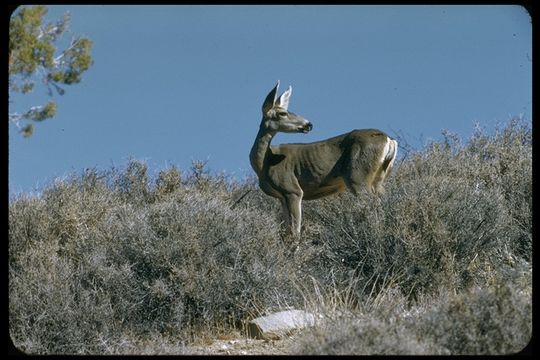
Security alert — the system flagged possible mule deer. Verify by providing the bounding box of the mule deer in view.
[250,81,398,237]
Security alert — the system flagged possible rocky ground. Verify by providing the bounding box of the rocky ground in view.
[185,335,299,355]
[184,309,313,355]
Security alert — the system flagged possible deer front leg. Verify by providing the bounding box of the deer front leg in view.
[284,193,303,237]
[280,198,291,229]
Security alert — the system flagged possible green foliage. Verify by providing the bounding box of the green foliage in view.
[8,118,531,354]
[9,6,51,76]
[9,5,93,137]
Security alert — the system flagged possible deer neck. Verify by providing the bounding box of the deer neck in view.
[250,125,276,177]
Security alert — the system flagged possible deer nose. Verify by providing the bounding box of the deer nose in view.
[302,122,313,133]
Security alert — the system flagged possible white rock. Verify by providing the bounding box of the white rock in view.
[247,309,316,340]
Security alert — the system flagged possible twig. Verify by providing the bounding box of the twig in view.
[230,189,252,210]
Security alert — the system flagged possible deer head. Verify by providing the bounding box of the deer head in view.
[260,81,312,134]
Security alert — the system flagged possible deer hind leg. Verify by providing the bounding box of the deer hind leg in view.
[371,160,389,194]
[344,170,373,196]
[344,143,378,196]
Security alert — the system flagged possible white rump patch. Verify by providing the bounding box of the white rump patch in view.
[381,138,390,165]
[381,138,398,167]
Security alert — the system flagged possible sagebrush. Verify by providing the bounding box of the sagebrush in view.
[9,118,532,354]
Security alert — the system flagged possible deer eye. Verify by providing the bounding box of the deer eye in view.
[278,111,288,117]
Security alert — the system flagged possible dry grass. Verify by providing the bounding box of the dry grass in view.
[9,117,531,354]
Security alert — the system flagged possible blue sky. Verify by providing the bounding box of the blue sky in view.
[9,5,532,195]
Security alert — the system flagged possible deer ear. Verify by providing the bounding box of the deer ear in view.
[262,81,280,113]
[277,85,292,110]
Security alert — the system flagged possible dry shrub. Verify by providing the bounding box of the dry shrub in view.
[302,117,531,299]
[9,117,531,354]
[9,161,301,354]
[294,272,531,355]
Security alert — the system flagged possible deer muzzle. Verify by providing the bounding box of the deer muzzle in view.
[301,122,313,133]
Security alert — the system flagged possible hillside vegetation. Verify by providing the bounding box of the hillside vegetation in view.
[9,118,532,354]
